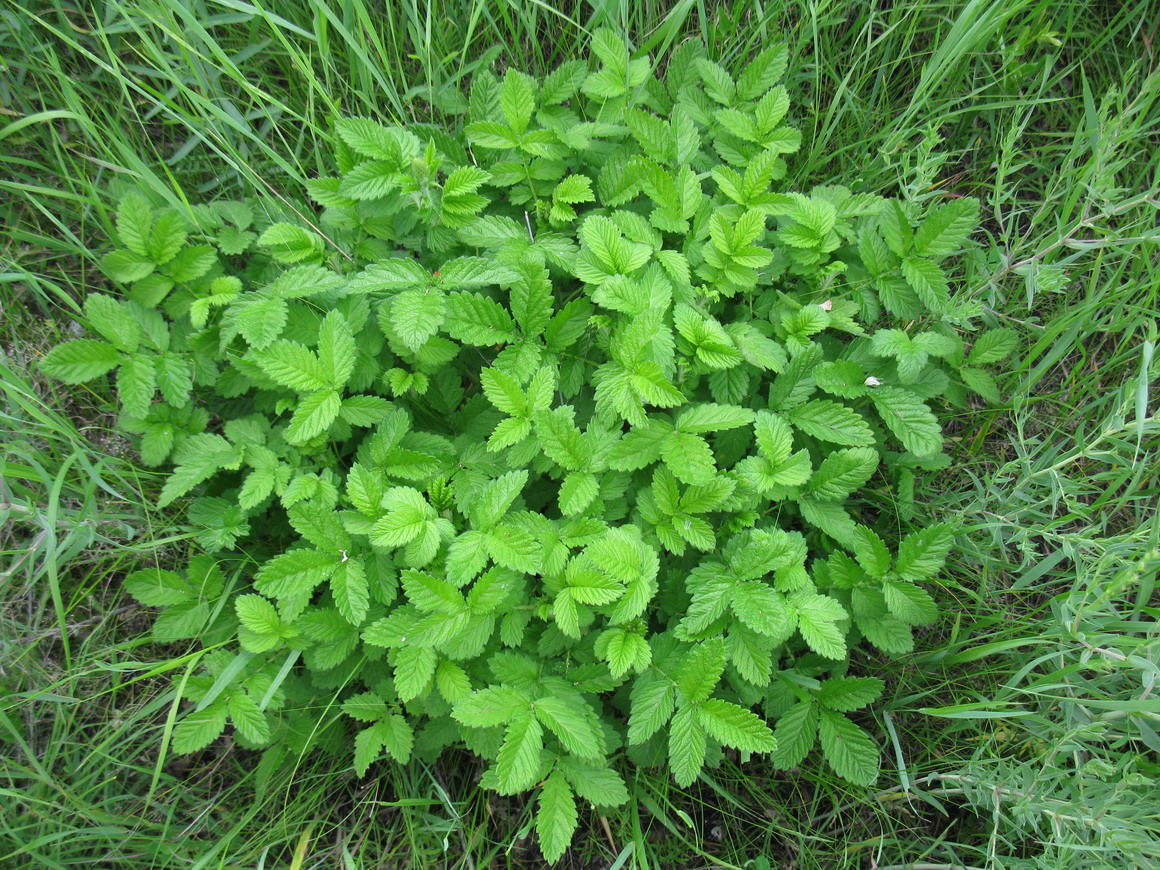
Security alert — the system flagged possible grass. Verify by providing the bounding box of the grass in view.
[2,0,1158,867]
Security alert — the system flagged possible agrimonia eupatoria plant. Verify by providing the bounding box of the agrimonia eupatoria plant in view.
[40,30,1014,862]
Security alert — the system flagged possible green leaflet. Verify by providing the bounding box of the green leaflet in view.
[495,712,544,794]
[536,770,578,863]
[818,709,880,785]
[871,386,943,457]
[771,700,819,769]
[39,339,121,384]
[698,698,777,753]
[669,703,708,787]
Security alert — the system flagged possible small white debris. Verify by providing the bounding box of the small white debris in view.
[864,376,882,387]
[340,549,349,562]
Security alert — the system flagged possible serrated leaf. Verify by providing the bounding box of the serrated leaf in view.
[392,288,446,352]
[536,769,577,863]
[379,714,414,763]
[371,488,435,547]
[696,58,736,105]
[116,193,153,256]
[257,223,323,262]
[739,45,788,100]
[967,328,1017,366]
[559,471,599,515]
[555,174,595,205]
[349,258,429,291]
[793,594,848,660]
[786,400,874,446]
[346,464,386,515]
[534,693,604,759]
[676,637,725,703]
[453,686,530,727]
[403,569,465,614]
[895,524,955,581]
[228,294,287,350]
[698,698,777,753]
[560,758,629,806]
[900,256,949,312]
[818,677,884,712]
[510,265,554,339]
[172,702,227,754]
[117,355,156,418]
[85,294,140,352]
[500,69,535,135]
[435,660,472,704]
[124,568,192,607]
[447,530,490,585]
[771,700,819,769]
[870,386,942,457]
[597,628,651,678]
[628,671,674,744]
[253,341,329,392]
[103,249,157,283]
[228,692,270,743]
[534,406,589,470]
[914,197,979,258]
[466,120,521,149]
[726,624,774,685]
[669,703,707,787]
[676,403,755,434]
[353,724,383,777]
[807,448,879,501]
[489,416,532,451]
[850,526,892,579]
[318,310,356,387]
[625,108,674,164]
[496,712,544,793]
[813,360,867,399]
[254,549,334,599]
[540,60,588,105]
[340,395,391,427]
[564,566,623,606]
[858,612,914,655]
[485,524,541,574]
[394,645,437,701]
[39,340,120,384]
[158,435,240,507]
[341,160,402,200]
[445,291,518,345]
[731,582,793,640]
[883,579,938,625]
[285,389,341,443]
[960,366,1000,403]
[469,470,527,529]
[165,245,216,282]
[336,117,410,161]
[342,692,388,723]
[481,367,525,416]
[818,709,879,785]
[235,594,281,635]
[438,257,513,289]
[155,353,192,406]
[331,557,370,625]
[659,431,716,485]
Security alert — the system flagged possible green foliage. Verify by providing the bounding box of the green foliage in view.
[40,28,1004,863]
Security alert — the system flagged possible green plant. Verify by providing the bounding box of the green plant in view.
[37,29,1013,862]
